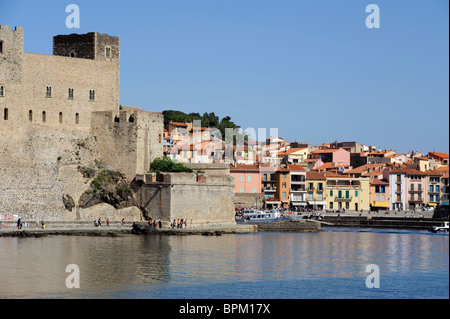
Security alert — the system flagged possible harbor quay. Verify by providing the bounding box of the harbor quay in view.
[1,208,447,237]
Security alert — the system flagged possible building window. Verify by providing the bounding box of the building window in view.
[46,86,52,98]
[240,176,244,182]
[436,185,440,192]
[376,195,380,201]
[283,173,287,178]
[3,108,8,120]
[248,176,252,183]
[28,110,33,122]
[381,195,385,201]
[0,85,4,97]
[429,195,434,202]
[330,190,333,197]
[263,174,267,181]
[329,202,333,209]
[42,111,46,123]
[59,112,63,124]
[282,182,286,188]
[355,190,359,197]
[240,188,244,193]
[429,185,434,193]
[0,41,3,54]
[308,192,313,200]
[282,192,286,198]
[89,90,95,101]
[105,46,111,58]
[68,88,74,100]
[75,113,79,124]
[318,183,323,191]
[252,188,256,194]
[317,193,323,200]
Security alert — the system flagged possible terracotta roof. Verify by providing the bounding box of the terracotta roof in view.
[428,152,449,159]
[169,122,188,127]
[370,179,389,185]
[389,168,427,175]
[313,162,347,171]
[344,163,385,174]
[323,171,344,178]
[229,164,261,172]
[287,164,305,171]
[306,171,326,180]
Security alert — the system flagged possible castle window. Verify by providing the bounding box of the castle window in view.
[75,113,79,124]
[59,112,63,124]
[114,116,120,123]
[129,114,134,123]
[0,41,3,54]
[3,108,8,120]
[89,90,95,101]
[0,85,4,97]
[46,86,52,98]
[29,110,33,122]
[42,111,46,123]
[105,46,111,59]
[68,88,74,100]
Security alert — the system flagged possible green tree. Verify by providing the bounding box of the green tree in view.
[149,157,193,174]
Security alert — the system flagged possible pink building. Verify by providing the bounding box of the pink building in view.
[310,148,350,170]
[229,164,262,194]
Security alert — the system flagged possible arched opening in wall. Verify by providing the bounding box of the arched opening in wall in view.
[129,114,135,123]
[69,50,76,58]
[0,41,3,54]
[42,111,46,123]
[3,108,8,120]
[114,116,120,123]
[29,110,33,122]
[59,112,63,124]
[75,113,80,124]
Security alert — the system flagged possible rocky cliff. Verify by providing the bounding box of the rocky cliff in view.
[0,126,142,221]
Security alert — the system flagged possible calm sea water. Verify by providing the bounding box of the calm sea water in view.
[0,227,448,299]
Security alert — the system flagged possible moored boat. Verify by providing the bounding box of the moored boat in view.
[430,221,449,233]
[236,209,304,223]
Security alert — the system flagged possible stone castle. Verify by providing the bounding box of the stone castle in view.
[0,25,235,225]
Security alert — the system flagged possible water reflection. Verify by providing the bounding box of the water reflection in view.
[0,228,448,298]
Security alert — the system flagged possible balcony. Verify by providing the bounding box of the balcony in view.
[335,197,352,202]
[263,187,277,192]
[291,188,306,193]
[408,189,423,193]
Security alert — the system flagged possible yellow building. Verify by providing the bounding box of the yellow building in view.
[325,172,370,212]
[305,171,327,210]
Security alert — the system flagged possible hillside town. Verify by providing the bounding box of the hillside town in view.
[162,121,449,212]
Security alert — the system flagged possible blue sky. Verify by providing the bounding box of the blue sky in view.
[1,0,448,154]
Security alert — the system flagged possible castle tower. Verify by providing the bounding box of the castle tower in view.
[0,25,24,84]
[53,32,120,109]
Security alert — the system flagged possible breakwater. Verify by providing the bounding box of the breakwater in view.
[321,215,447,230]
[239,219,321,232]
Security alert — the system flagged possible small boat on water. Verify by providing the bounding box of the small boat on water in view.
[235,209,304,223]
[430,221,449,233]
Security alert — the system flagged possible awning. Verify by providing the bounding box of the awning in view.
[427,203,438,206]
[291,202,307,206]
[372,202,390,207]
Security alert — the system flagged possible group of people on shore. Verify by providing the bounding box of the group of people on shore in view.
[171,218,193,229]
[94,217,126,227]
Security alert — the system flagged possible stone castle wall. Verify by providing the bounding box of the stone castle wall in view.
[0,25,162,222]
[135,173,236,225]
